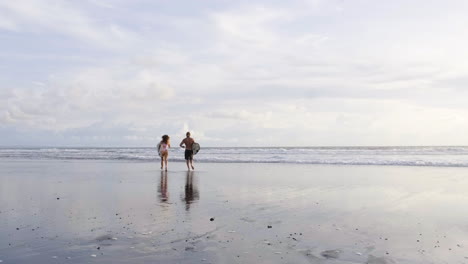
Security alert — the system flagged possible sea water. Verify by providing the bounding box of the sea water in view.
[1,146,468,167]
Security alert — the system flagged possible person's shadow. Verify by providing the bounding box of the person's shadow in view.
[182,171,199,211]
[158,170,169,203]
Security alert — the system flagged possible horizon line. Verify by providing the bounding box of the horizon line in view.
[1,145,467,148]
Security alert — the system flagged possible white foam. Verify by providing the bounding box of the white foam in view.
[1,146,468,167]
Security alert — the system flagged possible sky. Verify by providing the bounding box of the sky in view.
[1,0,468,147]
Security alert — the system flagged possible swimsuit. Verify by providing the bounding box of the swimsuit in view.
[160,143,169,152]
[184,150,193,160]
[160,143,169,157]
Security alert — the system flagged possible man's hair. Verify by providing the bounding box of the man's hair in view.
[186,131,191,137]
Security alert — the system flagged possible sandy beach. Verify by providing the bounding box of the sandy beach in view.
[1,160,468,263]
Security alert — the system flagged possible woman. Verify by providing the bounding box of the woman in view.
[158,135,171,171]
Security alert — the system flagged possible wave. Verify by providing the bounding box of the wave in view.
[1,147,468,167]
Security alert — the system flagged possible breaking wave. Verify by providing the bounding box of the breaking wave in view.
[2,146,468,167]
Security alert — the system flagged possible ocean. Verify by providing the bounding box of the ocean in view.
[1,146,468,167]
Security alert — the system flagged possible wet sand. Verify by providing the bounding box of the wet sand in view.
[1,160,468,263]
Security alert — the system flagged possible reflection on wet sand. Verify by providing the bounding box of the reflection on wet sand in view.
[182,171,199,210]
[158,170,169,203]
[3,161,468,264]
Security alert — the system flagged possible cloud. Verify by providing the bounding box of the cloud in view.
[0,1,138,49]
[0,15,18,31]
[212,6,290,48]
[208,109,272,121]
[1,0,468,146]
[1,63,176,131]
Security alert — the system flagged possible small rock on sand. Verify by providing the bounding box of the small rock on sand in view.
[321,249,341,259]
[185,246,195,252]
[95,234,113,241]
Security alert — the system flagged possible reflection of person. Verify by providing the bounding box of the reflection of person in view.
[179,131,195,171]
[159,135,171,171]
[182,171,199,211]
[158,170,169,203]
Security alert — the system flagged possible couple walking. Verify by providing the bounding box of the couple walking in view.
[159,131,196,171]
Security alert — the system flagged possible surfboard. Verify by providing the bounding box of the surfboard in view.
[192,142,200,155]
[156,142,162,157]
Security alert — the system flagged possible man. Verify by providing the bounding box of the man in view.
[180,131,195,170]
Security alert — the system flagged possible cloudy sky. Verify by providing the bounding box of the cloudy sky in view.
[1,0,468,147]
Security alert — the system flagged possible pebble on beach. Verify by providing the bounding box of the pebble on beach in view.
[321,250,341,259]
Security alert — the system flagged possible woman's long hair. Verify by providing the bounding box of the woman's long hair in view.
[161,135,170,144]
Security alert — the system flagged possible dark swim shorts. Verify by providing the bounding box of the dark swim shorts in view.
[184,149,193,160]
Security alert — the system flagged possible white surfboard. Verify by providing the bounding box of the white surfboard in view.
[156,142,162,157]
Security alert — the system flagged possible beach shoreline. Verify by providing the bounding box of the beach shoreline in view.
[1,160,467,263]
